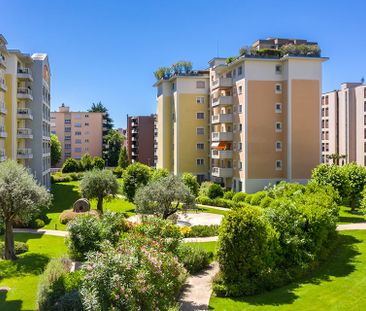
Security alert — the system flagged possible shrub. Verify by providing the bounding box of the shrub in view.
[212,198,235,209]
[245,194,253,204]
[112,166,123,178]
[176,244,213,274]
[150,168,170,182]
[260,196,274,208]
[199,181,213,197]
[122,162,151,201]
[196,196,214,206]
[182,172,200,197]
[182,225,219,238]
[223,191,234,200]
[69,172,79,181]
[92,156,105,170]
[207,183,224,199]
[80,236,186,311]
[232,192,247,202]
[0,241,29,257]
[33,218,45,228]
[250,191,267,206]
[59,210,80,225]
[235,201,252,209]
[62,158,80,173]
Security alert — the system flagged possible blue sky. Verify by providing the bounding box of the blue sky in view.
[2,0,366,128]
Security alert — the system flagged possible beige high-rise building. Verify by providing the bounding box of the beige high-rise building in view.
[156,38,327,192]
[321,82,366,165]
[51,104,103,166]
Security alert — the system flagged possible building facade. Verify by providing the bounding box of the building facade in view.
[0,34,51,188]
[321,82,366,165]
[156,38,327,192]
[127,114,156,166]
[51,104,103,165]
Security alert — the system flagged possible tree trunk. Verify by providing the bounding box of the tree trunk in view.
[351,197,356,211]
[97,195,103,214]
[4,220,16,260]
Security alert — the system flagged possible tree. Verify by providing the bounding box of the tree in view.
[150,168,170,182]
[79,169,118,213]
[81,153,92,171]
[62,158,80,173]
[135,174,195,219]
[105,129,123,167]
[326,153,347,165]
[50,134,61,167]
[342,163,366,210]
[122,162,151,201]
[118,146,129,169]
[181,172,199,197]
[92,156,105,170]
[0,160,51,259]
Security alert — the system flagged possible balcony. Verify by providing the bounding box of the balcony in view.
[211,77,232,89]
[17,68,33,81]
[17,128,33,139]
[0,56,5,69]
[17,88,33,101]
[17,108,33,120]
[211,113,233,124]
[0,102,6,115]
[212,167,233,178]
[17,148,33,159]
[0,126,7,138]
[131,136,137,142]
[0,78,6,92]
[212,96,233,107]
[211,149,233,159]
[132,128,138,134]
[132,151,139,157]
[211,131,233,142]
[0,149,6,161]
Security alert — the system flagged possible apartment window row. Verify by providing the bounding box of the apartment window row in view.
[196,81,205,89]
[276,122,283,132]
[322,143,329,152]
[275,103,282,113]
[364,87,366,99]
[196,158,204,165]
[233,123,243,133]
[322,131,329,140]
[321,119,329,129]
[275,65,282,74]
[321,107,329,117]
[276,160,282,170]
[233,104,243,113]
[196,143,204,150]
[275,83,282,94]
[276,141,282,151]
[364,114,366,126]
[196,127,204,135]
[196,96,205,104]
[321,95,329,106]
[233,142,243,152]
[196,112,205,120]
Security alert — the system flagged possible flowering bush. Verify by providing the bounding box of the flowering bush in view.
[80,236,186,311]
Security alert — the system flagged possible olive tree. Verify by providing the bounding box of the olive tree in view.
[135,174,195,219]
[79,169,118,213]
[0,160,51,260]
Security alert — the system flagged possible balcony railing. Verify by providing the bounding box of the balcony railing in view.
[17,67,32,75]
[17,87,33,100]
[211,131,233,142]
[212,96,233,107]
[211,149,233,159]
[17,108,33,120]
[17,128,33,139]
[17,148,33,159]
[0,102,6,114]
[212,167,233,178]
[0,78,6,92]
[0,56,5,68]
[212,77,232,89]
[211,113,233,124]
[0,125,6,137]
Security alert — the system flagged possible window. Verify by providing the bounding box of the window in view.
[238,105,243,113]
[364,115,366,126]
[233,69,236,77]
[64,144,71,149]
[65,135,71,141]
[233,142,237,151]
[276,141,282,151]
[364,128,366,139]
[196,112,205,119]
[196,158,204,165]
[275,65,282,74]
[74,122,81,127]
[75,139,81,144]
[196,81,205,88]
[275,83,282,93]
[238,143,242,151]
[64,119,71,124]
[276,160,282,170]
[275,103,282,113]
[196,127,204,135]
[64,152,71,157]
[85,114,89,118]
[196,143,204,150]
[85,139,89,143]
[239,124,242,132]
[51,130,56,134]
[74,147,82,153]
[85,123,89,126]
[238,66,242,76]
[364,101,366,112]
[275,122,282,132]
[75,114,81,119]
[171,83,175,91]
[238,86,243,94]
[65,127,71,132]
[239,161,243,170]
[364,87,366,98]
[364,142,366,153]
[197,174,205,183]
[196,96,205,104]
[75,131,81,136]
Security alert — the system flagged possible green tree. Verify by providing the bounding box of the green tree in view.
[118,146,129,169]
[0,160,51,260]
[122,162,151,201]
[50,134,62,167]
[181,172,199,197]
[79,169,118,213]
[105,129,123,167]
[326,153,347,165]
[62,158,80,173]
[81,153,92,171]
[150,168,170,182]
[135,174,195,219]
[92,156,105,170]
[207,183,224,199]
[342,163,366,210]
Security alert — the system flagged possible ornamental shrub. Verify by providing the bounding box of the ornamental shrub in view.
[250,191,267,206]
[176,244,213,274]
[244,194,253,204]
[199,181,213,197]
[182,172,200,197]
[62,158,80,173]
[232,192,247,202]
[112,166,123,178]
[181,225,219,238]
[122,162,151,201]
[92,156,105,170]
[260,196,274,208]
[207,183,224,199]
[212,198,235,209]
[0,241,28,257]
[196,196,214,206]
[223,190,234,200]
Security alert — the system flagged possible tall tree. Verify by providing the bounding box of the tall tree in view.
[50,134,62,167]
[105,129,123,167]
[118,146,129,169]
[88,102,114,160]
[0,160,51,260]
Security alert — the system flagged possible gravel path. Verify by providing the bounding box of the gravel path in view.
[14,228,69,237]
[179,262,219,311]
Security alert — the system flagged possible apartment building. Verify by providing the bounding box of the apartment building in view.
[127,114,156,166]
[0,34,51,188]
[156,38,327,192]
[321,82,366,165]
[117,127,128,148]
[51,104,103,165]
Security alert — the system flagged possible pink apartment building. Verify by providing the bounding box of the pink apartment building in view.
[51,104,103,166]
[322,82,366,165]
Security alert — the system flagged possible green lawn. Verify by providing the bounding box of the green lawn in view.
[185,241,218,256]
[195,205,229,216]
[0,233,67,311]
[210,230,366,310]
[338,205,365,224]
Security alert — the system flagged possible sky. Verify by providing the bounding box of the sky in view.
[1,0,366,128]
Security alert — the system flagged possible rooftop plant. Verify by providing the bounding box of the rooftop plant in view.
[154,61,193,80]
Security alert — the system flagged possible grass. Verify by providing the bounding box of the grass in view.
[209,230,366,310]
[338,205,365,224]
[0,233,67,311]
[185,241,218,257]
[195,205,229,216]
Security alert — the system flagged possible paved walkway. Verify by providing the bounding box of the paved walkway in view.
[337,223,366,231]
[14,228,69,237]
[179,262,219,311]
[196,204,230,212]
